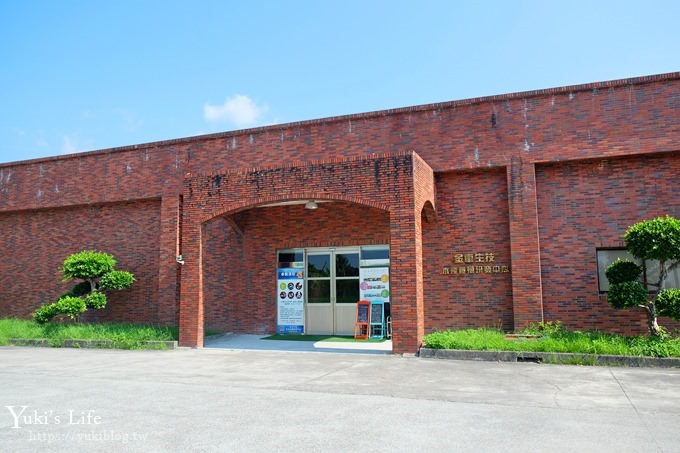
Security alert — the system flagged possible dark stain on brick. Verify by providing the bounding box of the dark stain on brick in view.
[509,155,525,203]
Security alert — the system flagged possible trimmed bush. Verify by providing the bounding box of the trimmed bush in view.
[605,216,680,336]
[624,215,680,262]
[657,288,680,319]
[33,250,135,324]
[605,258,642,285]
[607,281,649,309]
[84,291,107,309]
[33,304,59,324]
[54,296,87,319]
[99,270,135,290]
[62,250,117,280]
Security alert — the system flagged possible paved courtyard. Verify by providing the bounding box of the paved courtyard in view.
[1,346,679,452]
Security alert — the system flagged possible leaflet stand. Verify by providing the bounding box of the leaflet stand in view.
[354,300,370,340]
[370,301,384,339]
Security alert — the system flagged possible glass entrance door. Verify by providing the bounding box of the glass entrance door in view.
[305,249,360,335]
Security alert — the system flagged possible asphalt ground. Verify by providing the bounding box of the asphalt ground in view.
[1,346,679,452]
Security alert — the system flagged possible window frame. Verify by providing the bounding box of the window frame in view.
[596,247,680,293]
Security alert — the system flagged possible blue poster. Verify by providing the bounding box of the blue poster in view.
[276,268,304,334]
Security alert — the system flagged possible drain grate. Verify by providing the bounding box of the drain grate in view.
[516,356,543,363]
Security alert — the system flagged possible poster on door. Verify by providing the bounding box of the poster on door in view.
[276,268,305,334]
[359,267,390,303]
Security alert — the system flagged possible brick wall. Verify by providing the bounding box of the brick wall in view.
[423,169,513,332]
[536,152,680,334]
[0,199,161,322]
[203,216,245,333]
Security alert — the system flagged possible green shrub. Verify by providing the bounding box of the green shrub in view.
[33,250,135,324]
[624,215,680,262]
[84,291,107,309]
[0,319,179,349]
[605,258,642,284]
[33,296,89,324]
[607,281,649,309]
[99,270,135,290]
[55,296,87,319]
[606,216,680,336]
[523,320,564,336]
[630,336,674,358]
[657,288,680,319]
[423,329,508,350]
[33,304,59,324]
[62,250,116,281]
[422,325,680,359]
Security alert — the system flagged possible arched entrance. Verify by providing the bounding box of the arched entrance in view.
[201,200,391,336]
[179,151,435,353]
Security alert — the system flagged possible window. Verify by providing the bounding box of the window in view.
[307,254,331,303]
[360,246,390,267]
[597,248,680,292]
[278,250,303,265]
[643,259,680,291]
[335,252,359,303]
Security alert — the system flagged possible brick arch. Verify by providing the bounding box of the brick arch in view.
[201,193,389,223]
[420,200,436,224]
[179,151,435,353]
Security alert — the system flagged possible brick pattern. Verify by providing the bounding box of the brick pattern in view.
[422,169,513,331]
[507,158,544,329]
[412,154,436,345]
[156,194,181,325]
[536,153,680,334]
[203,217,245,333]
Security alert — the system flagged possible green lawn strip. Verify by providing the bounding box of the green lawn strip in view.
[423,328,680,358]
[263,334,386,343]
[0,319,178,350]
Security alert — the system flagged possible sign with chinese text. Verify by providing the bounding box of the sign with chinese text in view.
[442,252,510,275]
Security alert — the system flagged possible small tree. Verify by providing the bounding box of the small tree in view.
[606,216,680,336]
[34,250,135,323]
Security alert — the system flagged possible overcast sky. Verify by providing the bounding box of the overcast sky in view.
[1,0,679,164]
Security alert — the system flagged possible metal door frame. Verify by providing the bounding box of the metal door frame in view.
[305,247,360,334]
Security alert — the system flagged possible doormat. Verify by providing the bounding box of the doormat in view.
[262,334,386,343]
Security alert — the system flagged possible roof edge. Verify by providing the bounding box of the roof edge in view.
[3,71,679,168]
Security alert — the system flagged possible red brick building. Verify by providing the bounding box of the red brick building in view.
[1,73,679,353]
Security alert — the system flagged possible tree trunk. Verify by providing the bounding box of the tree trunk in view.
[647,260,666,337]
[646,304,661,336]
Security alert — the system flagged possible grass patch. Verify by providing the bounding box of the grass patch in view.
[423,323,680,358]
[263,334,386,343]
[0,318,178,350]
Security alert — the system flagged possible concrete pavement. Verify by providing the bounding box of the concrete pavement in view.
[205,333,393,353]
[1,346,679,452]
